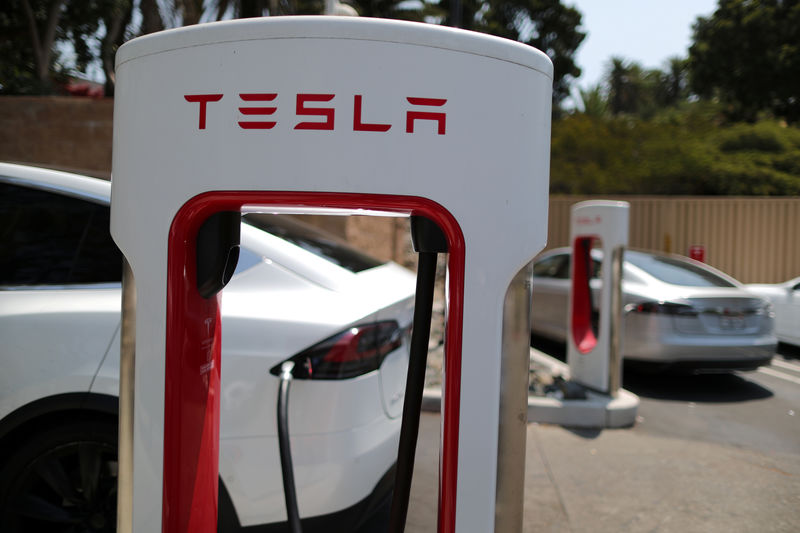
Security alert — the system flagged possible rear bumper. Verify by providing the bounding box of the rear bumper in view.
[624,331,776,370]
[220,411,401,529]
[220,463,396,533]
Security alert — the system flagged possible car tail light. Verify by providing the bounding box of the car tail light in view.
[626,301,698,316]
[756,302,774,318]
[270,321,407,380]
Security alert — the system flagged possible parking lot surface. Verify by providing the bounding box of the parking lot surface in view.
[407,345,800,532]
[406,411,799,532]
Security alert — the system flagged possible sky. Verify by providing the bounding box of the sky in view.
[565,0,719,107]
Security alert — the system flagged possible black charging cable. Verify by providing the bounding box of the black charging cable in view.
[275,216,446,533]
[277,361,302,533]
[389,216,448,533]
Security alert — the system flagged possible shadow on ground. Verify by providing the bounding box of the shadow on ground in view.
[777,341,800,360]
[622,370,773,403]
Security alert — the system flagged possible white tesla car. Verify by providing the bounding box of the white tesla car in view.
[745,277,800,347]
[531,247,776,372]
[0,163,416,532]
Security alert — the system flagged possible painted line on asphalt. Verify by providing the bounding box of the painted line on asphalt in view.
[758,366,800,386]
[771,358,800,373]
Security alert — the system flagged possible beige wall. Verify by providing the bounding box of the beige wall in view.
[547,196,800,283]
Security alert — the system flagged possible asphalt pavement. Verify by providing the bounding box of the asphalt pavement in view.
[405,411,800,533]
[406,344,800,532]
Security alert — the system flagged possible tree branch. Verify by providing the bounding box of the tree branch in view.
[21,0,67,84]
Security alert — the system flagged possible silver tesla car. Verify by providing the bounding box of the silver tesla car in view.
[531,248,777,372]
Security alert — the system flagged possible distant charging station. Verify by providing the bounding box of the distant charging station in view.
[111,17,553,533]
[567,200,630,394]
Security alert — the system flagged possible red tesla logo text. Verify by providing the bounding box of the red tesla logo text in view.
[576,216,602,225]
[184,93,447,135]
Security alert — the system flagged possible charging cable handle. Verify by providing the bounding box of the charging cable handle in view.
[389,216,448,533]
[277,361,302,533]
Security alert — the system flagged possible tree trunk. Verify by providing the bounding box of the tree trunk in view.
[180,0,205,25]
[21,0,67,88]
[102,1,133,96]
[140,0,165,34]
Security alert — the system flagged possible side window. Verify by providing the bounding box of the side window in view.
[0,183,121,286]
[533,254,570,279]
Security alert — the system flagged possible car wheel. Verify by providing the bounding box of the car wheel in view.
[0,418,118,532]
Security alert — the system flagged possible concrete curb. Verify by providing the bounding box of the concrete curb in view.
[420,349,640,429]
[526,388,639,428]
[528,348,640,428]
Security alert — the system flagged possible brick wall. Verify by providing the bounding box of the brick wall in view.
[0,96,114,178]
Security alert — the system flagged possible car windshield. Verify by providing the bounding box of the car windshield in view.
[243,214,383,273]
[625,250,735,288]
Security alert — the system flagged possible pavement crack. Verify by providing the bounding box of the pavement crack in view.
[531,426,574,532]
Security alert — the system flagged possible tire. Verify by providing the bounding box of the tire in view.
[0,418,118,532]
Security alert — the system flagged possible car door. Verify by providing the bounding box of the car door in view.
[775,280,800,346]
[0,182,121,417]
[532,253,571,341]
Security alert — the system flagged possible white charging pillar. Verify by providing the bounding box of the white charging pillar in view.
[111,17,553,533]
[567,200,630,394]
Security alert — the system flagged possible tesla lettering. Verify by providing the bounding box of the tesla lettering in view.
[576,215,603,226]
[184,93,447,134]
[237,93,277,130]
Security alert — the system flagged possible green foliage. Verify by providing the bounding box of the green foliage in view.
[689,0,800,123]
[602,56,689,119]
[0,0,132,95]
[2,0,583,104]
[578,84,607,117]
[454,0,586,106]
[0,0,64,94]
[551,106,800,196]
[718,122,789,153]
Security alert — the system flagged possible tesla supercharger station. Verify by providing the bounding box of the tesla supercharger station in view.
[110,17,552,533]
[567,200,630,395]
